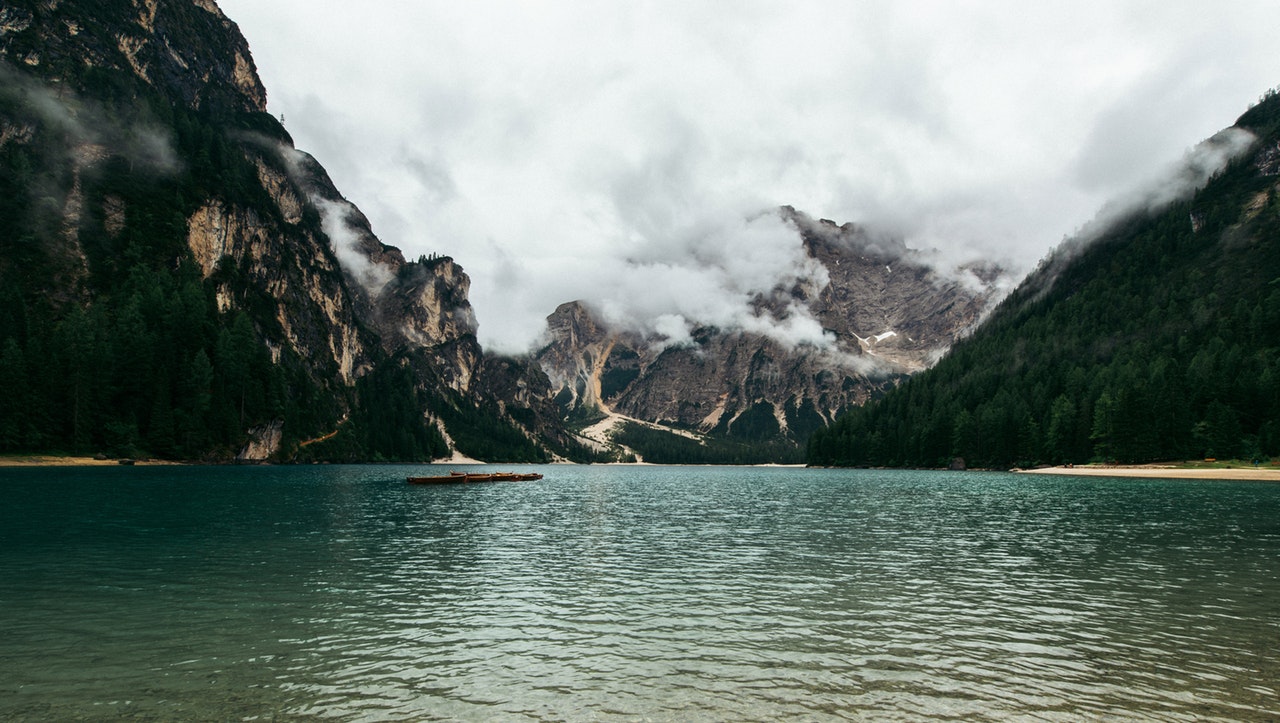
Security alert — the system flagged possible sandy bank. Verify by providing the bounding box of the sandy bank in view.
[1018,464,1280,481]
[0,455,179,467]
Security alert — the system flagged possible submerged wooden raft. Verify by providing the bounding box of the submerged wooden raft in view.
[407,471,544,485]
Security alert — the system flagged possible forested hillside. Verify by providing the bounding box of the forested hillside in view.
[809,91,1280,468]
[0,4,334,459]
[0,0,597,463]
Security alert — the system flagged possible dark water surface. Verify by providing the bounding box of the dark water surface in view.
[2,465,1278,721]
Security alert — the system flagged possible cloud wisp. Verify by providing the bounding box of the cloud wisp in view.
[0,62,179,174]
[1029,125,1259,300]
[584,210,835,351]
[1081,126,1258,241]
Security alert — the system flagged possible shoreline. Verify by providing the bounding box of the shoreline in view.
[0,455,181,467]
[0,454,809,469]
[5,454,1276,481]
[1017,463,1280,482]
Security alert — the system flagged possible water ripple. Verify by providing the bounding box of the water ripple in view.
[2,466,1279,720]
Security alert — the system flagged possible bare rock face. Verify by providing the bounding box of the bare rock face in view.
[378,259,478,357]
[537,302,886,440]
[204,142,487,396]
[183,169,377,386]
[792,208,1005,372]
[537,208,1012,444]
[538,301,615,411]
[0,0,267,114]
[237,419,283,461]
[609,330,884,433]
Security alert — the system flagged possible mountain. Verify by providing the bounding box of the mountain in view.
[536,208,1011,463]
[0,0,594,463]
[808,91,1280,468]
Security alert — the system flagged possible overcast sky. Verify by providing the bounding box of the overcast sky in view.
[217,0,1279,353]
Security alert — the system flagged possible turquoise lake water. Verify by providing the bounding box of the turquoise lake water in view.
[1,465,1278,721]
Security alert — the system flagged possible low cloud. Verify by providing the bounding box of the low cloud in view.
[0,62,179,174]
[580,210,836,352]
[275,144,395,295]
[1032,125,1257,296]
[220,1,1280,353]
[312,197,394,294]
[1075,126,1255,245]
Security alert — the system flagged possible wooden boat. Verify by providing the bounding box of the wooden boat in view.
[407,471,543,485]
[406,472,467,484]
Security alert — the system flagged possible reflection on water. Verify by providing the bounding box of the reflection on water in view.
[2,465,1278,720]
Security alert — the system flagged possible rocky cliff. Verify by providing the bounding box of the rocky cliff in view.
[536,207,1011,459]
[0,0,587,463]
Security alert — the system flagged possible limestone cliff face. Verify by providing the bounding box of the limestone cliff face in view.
[538,301,885,439]
[184,195,373,384]
[790,209,1005,372]
[610,330,886,432]
[175,115,499,446]
[538,301,615,411]
[376,258,480,390]
[537,208,1012,443]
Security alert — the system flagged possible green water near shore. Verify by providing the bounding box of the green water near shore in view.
[2,465,1278,720]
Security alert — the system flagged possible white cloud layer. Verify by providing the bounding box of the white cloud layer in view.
[217,0,1280,353]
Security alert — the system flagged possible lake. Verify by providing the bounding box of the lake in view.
[2,465,1278,720]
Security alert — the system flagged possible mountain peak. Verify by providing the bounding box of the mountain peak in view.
[535,208,1012,461]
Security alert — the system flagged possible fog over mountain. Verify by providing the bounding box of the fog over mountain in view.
[218,0,1279,352]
